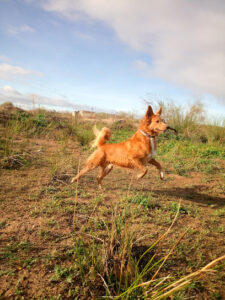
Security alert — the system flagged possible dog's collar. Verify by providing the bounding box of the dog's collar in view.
[140,130,155,139]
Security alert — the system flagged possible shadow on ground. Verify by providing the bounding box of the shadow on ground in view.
[150,186,225,208]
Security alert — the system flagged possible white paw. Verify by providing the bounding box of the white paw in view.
[105,164,113,174]
[160,171,164,180]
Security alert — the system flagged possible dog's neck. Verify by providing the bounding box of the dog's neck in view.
[139,129,155,139]
[139,129,156,158]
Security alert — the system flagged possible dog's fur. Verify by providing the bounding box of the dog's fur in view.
[71,105,168,187]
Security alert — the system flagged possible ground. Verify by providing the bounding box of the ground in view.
[0,109,225,299]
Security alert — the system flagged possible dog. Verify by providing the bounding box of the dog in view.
[71,105,168,188]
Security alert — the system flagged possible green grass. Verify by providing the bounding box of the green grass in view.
[158,138,225,159]
[157,138,224,176]
[215,208,225,217]
[110,128,135,143]
[125,192,160,209]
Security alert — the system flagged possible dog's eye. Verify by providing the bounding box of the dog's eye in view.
[156,120,159,123]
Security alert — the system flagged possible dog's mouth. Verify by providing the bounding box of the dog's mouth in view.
[156,128,166,132]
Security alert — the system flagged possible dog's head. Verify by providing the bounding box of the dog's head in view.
[140,105,168,136]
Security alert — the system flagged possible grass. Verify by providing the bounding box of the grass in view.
[126,192,154,208]
[0,102,224,299]
[157,137,224,177]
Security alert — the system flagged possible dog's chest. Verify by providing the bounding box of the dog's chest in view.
[146,138,156,160]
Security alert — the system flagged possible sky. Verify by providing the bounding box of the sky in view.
[0,0,225,118]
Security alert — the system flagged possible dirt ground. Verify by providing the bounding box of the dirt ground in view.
[0,137,225,299]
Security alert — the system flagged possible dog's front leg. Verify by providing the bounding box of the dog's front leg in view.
[149,159,164,180]
[132,160,147,179]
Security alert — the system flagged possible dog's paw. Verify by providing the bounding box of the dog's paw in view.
[160,171,164,180]
[71,177,76,184]
[137,173,144,180]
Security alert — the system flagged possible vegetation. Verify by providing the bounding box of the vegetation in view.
[0,101,224,299]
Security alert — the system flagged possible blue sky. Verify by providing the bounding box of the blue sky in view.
[0,0,225,118]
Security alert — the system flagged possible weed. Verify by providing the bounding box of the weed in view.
[170,202,190,215]
[173,161,189,176]
[0,221,7,229]
[215,208,225,217]
[217,225,224,233]
[23,257,37,268]
[33,112,49,128]
[15,279,25,296]
[38,229,50,239]
[50,265,75,283]
[73,122,94,146]
[47,219,57,227]
[0,241,33,263]
[0,269,15,277]
[213,291,224,300]
[126,193,154,208]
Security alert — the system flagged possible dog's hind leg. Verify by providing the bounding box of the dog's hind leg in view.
[149,158,164,180]
[71,150,105,183]
[71,164,95,183]
[97,163,113,188]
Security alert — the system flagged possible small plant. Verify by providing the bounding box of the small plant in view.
[1,151,32,169]
[0,221,7,229]
[33,112,49,127]
[15,279,24,296]
[215,208,225,217]
[50,265,75,283]
[0,269,15,277]
[126,193,153,208]
[73,122,94,146]
[170,202,190,215]
[173,161,189,176]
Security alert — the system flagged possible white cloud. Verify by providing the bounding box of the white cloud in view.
[0,85,74,109]
[34,0,225,104]
[8,24,36,35]
[0,63,43,81]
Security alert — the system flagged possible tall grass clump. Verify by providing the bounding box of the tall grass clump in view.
[0,111,32,168]
[0,102,95,144]
[73,121,95,146]
[69,191,225,299]
[159,101,205,139]
[1,107,52,137]
[203,119,225,144]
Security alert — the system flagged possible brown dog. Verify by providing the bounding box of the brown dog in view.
[71,105,168,188]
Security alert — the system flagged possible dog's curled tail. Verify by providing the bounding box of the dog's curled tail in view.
[91,125,111,148]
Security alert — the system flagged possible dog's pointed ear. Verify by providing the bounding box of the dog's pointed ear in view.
[145,105,154,118]
[155,107,162,115]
